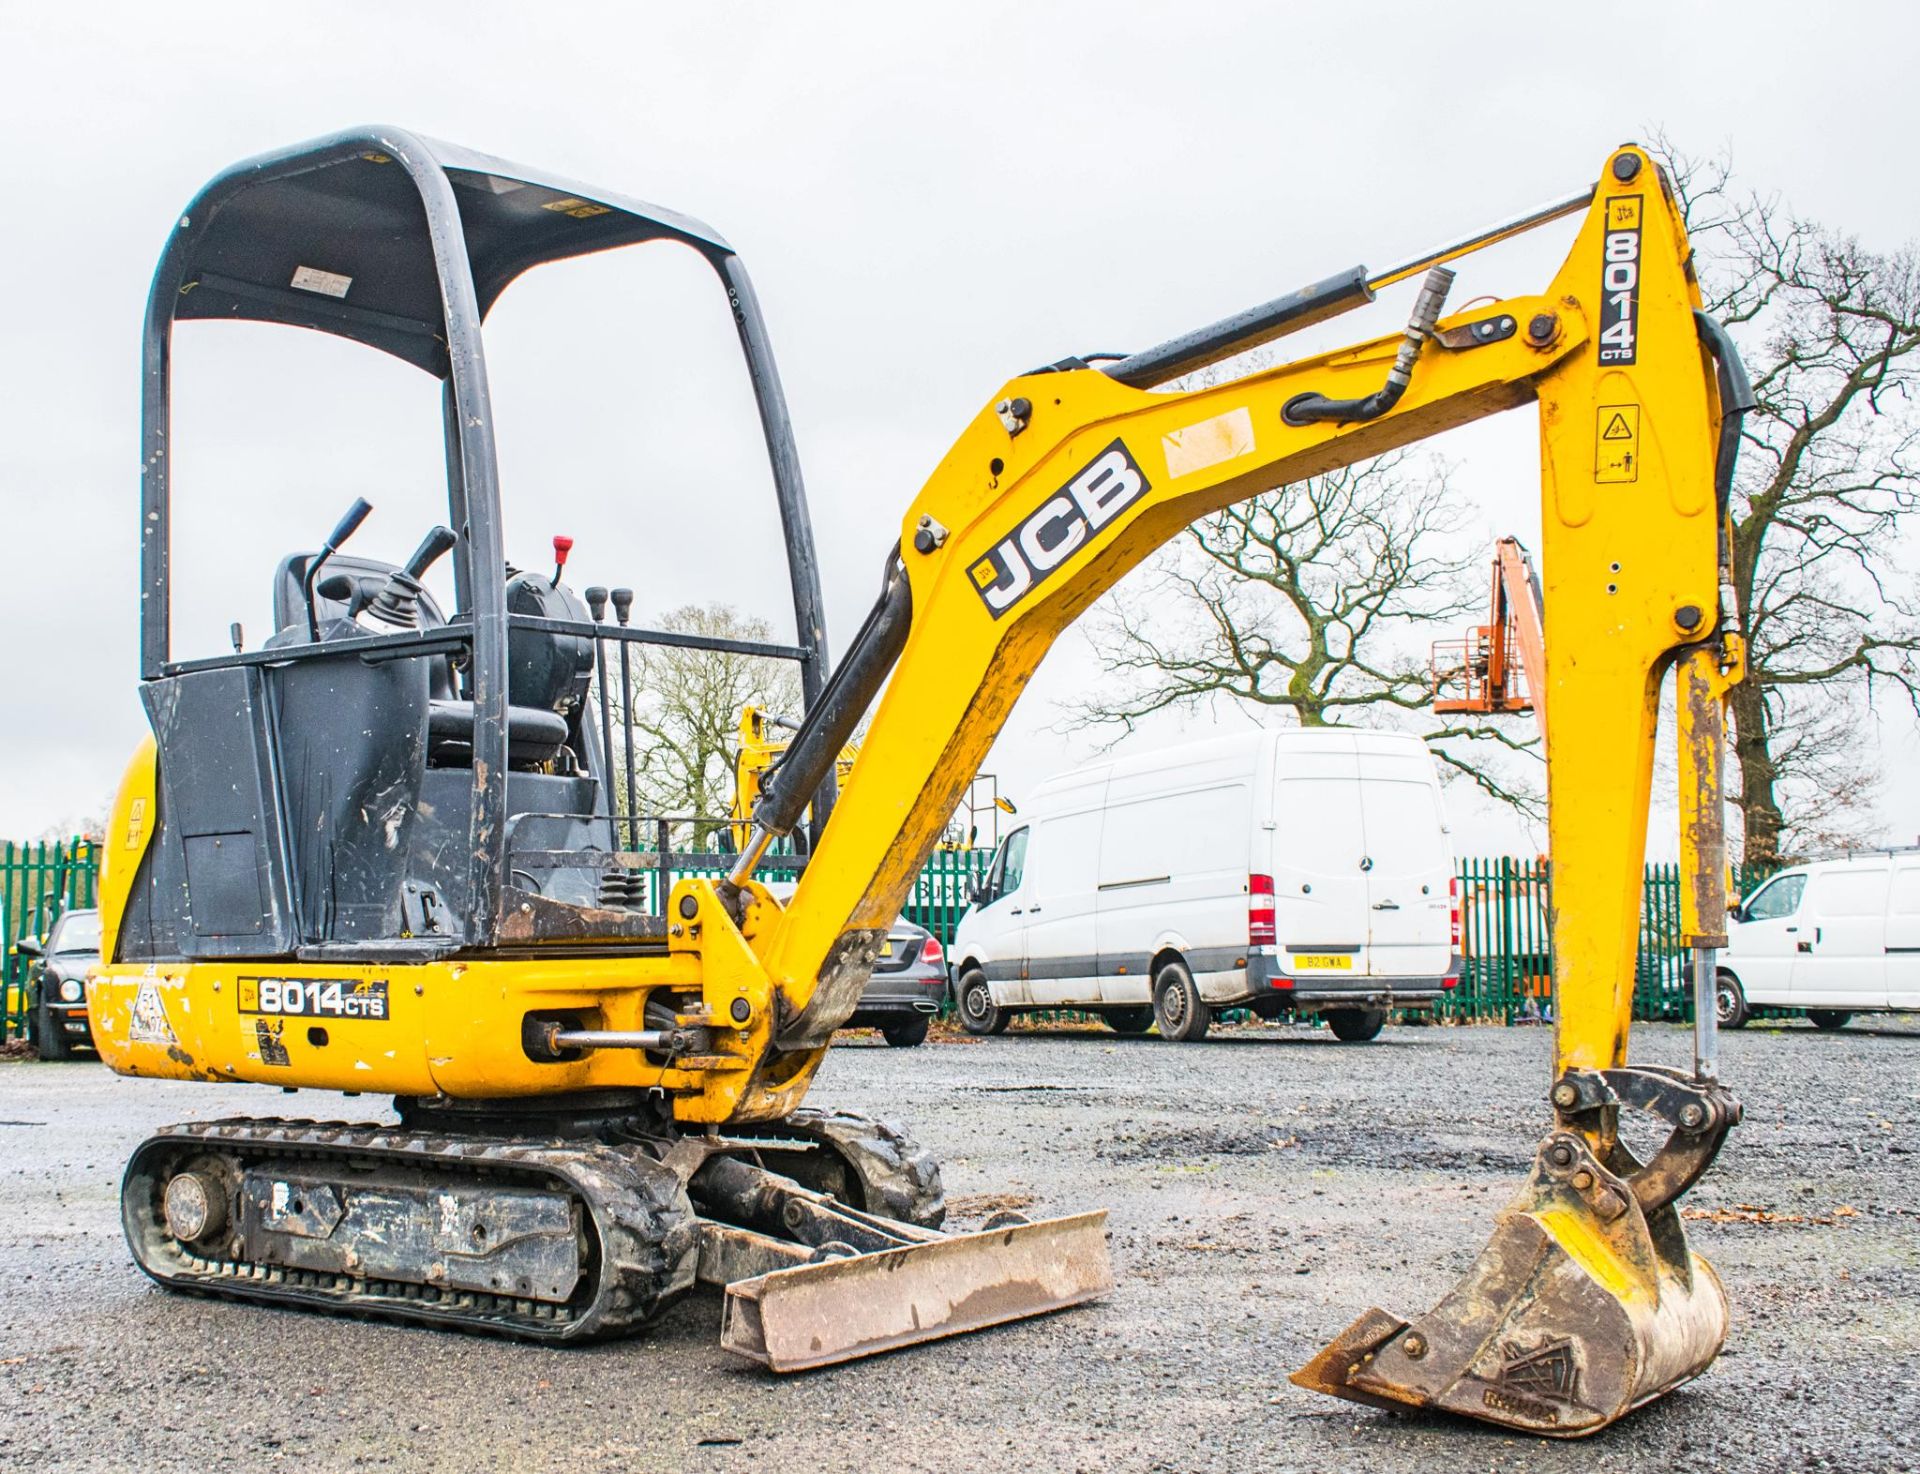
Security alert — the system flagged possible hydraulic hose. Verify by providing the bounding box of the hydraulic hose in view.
[1282,267,1456,426]
[726,545,913,890]
[1691,310,1758,638]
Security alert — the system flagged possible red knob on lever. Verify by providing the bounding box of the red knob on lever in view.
[551,534,575,588]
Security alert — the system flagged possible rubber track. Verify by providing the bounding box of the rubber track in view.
[122,1118,698,1343]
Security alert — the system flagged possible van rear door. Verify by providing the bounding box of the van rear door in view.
[1355,763,1452,979]
[1273,754,1369,979]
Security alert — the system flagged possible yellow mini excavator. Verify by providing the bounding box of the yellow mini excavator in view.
[95,129,1750,1435]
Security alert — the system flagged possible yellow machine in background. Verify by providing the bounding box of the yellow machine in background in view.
[95,130,1750,1432]
[728,706,857,854]
[729,706,1010,853]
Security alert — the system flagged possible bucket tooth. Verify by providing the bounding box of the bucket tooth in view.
[720,1210,1112,1371]
[1293,1129,1729,1437]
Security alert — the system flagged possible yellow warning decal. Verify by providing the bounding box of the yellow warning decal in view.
[1595,404,1640,483]
[543,197,613,219]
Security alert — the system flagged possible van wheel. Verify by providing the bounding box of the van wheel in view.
[1151,961,1209,1042]
[1325,1008,1386,1043]
[1102,1007,1154,1036]
[1806,1009,1852,1032]
[1714,971,1750,1029]
[882,1016,930,1048]
[957,970,1009,1036]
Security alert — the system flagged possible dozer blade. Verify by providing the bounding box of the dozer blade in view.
[720,1209,1112,1371]
[1293,1124,1729,1437]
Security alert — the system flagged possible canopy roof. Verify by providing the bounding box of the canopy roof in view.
[159,126,732,376]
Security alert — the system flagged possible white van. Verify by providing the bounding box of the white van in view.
[1718,851,1920,1029]
[950,729,1460,1042]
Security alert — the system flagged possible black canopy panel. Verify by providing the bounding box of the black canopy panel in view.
[161,127,733,376]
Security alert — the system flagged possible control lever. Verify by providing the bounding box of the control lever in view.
[302,496,373,641]
[610,588,640,850]
[361,526,457,630]
[585,586,620,849]
[551,534,574,588]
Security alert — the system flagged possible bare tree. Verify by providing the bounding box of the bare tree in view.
[610,603,801,841]
[1658,137,1920,865]
[1066,451,1542,812]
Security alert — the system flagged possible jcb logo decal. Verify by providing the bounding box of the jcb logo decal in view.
[969,439,1150,618]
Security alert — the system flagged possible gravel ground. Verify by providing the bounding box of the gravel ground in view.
[1,1016,1916,1473]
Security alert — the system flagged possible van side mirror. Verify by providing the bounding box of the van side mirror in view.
[969,882,987,906]
[1726,902,1744,922]
[14,938,43,959]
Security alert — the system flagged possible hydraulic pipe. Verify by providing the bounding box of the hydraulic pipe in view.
[1102,266,1374,389]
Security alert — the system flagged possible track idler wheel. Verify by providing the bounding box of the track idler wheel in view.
[1294,1067,1740,1437]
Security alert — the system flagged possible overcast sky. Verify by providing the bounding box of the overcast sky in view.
[4,1,1918,855]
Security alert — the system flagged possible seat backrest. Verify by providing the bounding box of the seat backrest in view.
[270,552,449,633]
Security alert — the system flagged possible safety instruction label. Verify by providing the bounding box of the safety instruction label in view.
[1595,404,1640,483]
[1597,194,1643,365]
[129,980,176,1045]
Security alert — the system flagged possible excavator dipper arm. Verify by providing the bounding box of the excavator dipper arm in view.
[708,145,1746,1432]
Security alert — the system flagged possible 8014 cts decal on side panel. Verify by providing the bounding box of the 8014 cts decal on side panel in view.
[239,976,390,1020]
[969,438,1150,618]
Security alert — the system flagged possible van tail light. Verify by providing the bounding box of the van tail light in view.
[919,935,945,969]
[1449,876,1462,951]
[1249,873,1276,947]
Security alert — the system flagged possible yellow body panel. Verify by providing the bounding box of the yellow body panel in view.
[96,147,1736,1127]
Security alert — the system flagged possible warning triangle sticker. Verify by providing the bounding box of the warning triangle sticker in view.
[129,979,176,1045]
[1602,413,1634,440]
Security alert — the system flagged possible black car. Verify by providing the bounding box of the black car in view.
[843,918,948,1048]
[18,908,101,1060]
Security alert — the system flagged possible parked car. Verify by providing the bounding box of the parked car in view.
[842,917,947,1047]
[16,908,101,1059]
[1719,851,1920,1029]
[951,729,1459,1042]
[762,882,948,1047]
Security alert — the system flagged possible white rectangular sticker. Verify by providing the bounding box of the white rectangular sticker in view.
[290,265,353,299]
[1162,406,1255,478]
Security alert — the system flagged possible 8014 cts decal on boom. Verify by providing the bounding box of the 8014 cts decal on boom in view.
[1597,194,1642,366]
[969,438,1150,618]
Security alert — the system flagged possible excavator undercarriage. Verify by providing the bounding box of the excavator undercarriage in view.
[125,1100,1109,1365]
[95,128,1750,1434]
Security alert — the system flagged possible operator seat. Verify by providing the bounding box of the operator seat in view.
[268,553,580,768]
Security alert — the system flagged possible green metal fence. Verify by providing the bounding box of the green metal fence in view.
[3,840,100,1040]
[1450,857,1768,1024]
[0,835,1767,1039]
[902,848,994,947]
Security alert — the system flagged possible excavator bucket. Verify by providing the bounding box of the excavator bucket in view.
[720,1210,1112,1372]
[1294,1077,1737,1437]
